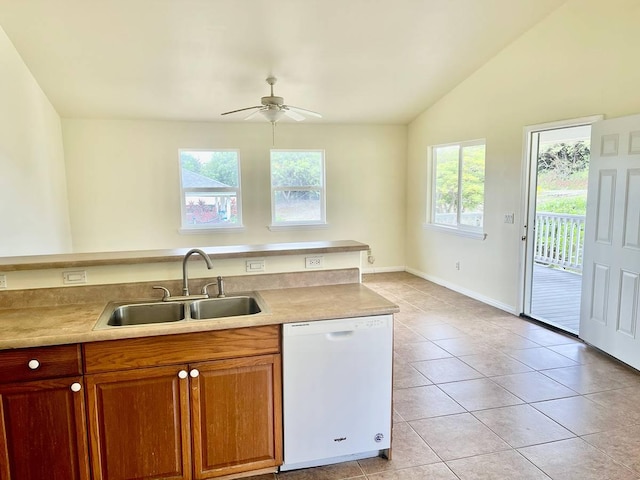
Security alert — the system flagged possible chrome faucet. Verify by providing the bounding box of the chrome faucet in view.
[182,248,213,296]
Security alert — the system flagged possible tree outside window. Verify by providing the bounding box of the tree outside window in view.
[432,141,485,230]
[270,150,326,225]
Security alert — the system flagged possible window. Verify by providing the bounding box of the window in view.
[430,140,485,234]
[179,149,242,231]
[270,150,326,226]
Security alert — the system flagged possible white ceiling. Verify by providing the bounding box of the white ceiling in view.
[0,0,566,124]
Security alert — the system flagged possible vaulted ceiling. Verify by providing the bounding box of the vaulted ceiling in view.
[0,0,567,124]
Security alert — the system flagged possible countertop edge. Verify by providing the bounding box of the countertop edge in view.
[0,240,369,272]
[0,284,399,350]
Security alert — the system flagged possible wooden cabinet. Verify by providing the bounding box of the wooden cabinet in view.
[0,345,90,480]
[84,326,282,480]
[85,366,191,480]
[191,355,282,479]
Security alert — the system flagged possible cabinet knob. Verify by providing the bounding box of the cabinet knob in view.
[189,369,200,378]
[70,382,82,392]
[28,359,40,370]
[178,370,188,379]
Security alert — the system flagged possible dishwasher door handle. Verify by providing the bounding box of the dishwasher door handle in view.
[326,330,355,340]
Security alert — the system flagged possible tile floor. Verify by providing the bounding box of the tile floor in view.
[250,272,640,480]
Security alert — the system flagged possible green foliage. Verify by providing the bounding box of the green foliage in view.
[180,151,239,186]
[271,151,322,187]
[434,144,485,215]
[538,141,590,178]
[537,196,587,215]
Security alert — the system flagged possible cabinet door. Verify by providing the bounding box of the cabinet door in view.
[85,365,191,480]
[190,354,282,479]
[0,376,90,480]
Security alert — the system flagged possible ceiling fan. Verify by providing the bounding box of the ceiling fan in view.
[221,77,322,123]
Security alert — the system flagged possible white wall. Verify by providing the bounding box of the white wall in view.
[406,0,640,311]
[0,26,71,256]
[62,120,407,269]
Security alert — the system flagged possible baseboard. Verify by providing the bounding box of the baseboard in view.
[361,266,406,274]
[404,267,518,315]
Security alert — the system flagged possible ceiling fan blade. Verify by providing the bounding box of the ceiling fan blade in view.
[283,108,305,121]
[244,108,265,120]
[220,105,262,116]
[286,105,322,118]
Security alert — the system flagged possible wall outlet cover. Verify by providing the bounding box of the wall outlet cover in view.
[246,260,265,272]
[305,256,324,269]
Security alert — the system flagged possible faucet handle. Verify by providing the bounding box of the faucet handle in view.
[152,285,171,301]
[201,282,217,297]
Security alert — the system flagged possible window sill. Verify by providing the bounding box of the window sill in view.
[179,226,246,234]
[268,223,329,232]
[423,223,487,240]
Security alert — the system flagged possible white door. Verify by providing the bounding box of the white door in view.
[580,114,640,370]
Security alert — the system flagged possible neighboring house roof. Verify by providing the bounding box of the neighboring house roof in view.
[181,168,230,188]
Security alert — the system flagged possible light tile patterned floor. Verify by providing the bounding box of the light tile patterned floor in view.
[249,272,640,480]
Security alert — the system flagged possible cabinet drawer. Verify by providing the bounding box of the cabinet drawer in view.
[83,325,281,373]
[0,344,82,384]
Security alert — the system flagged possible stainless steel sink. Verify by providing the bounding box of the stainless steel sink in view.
[94,293,265,329]
[101,301,186,327]
[189,296,261,320]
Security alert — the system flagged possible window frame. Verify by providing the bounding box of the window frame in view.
[178,148,244,233]
[269,149,327,228]
[427,139,486,240]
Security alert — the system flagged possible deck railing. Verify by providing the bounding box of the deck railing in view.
[534,212,585,272]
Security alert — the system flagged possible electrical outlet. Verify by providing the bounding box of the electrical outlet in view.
[63,270,87,285]
[455,261,461,271]
[305,256,324,269]
[246,259,265,272]
[0,275,6,289]
[504,213,515,224]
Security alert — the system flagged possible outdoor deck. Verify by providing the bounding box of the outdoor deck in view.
[530,264,582,334]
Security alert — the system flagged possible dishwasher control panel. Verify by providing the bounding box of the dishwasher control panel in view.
[284,315,391,336]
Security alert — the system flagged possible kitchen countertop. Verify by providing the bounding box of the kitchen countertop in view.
[0,283,399,350]
[0,240,369,272]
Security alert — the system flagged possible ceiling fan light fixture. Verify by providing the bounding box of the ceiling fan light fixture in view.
[260,106,285,123]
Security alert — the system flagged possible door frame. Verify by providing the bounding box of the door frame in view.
[517,115,603,318]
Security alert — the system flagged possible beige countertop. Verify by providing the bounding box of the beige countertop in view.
[0,283,399,350]
[0,240,368,272]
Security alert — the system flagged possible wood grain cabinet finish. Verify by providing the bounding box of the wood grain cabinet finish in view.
[83,326,283,480]
[85,366,191,480]
[191,354,283,479]
[0,376,90,480]
[0,344,82,384]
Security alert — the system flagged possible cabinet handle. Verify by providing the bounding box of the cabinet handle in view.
[178,370,188,379]
[28,359,40,370]
[70,382,82,392]
[189,369,200,378]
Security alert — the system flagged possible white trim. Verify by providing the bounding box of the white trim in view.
[405,267,517,315]
[270,149,326,225]
[429,139,486,230]
[517,115,603,315]
[178,226,245,234]
[423,223,487,240]
[267,223,328,232]
[178,149,243,230]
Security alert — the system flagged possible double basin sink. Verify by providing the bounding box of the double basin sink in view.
[94,294,265,329]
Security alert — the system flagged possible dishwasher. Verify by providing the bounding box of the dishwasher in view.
[280,315,393,471]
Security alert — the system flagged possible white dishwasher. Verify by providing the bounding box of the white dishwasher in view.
[281,315,393,472]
